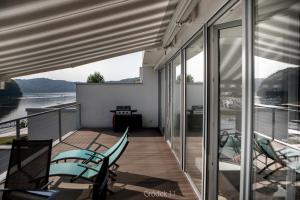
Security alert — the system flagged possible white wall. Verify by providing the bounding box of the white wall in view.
[77,67,158,128]
[186,83,204,109]
[27,108,79,141]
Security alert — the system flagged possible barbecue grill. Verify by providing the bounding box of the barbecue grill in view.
[110,105,141,131]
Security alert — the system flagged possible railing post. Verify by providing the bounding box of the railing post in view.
[78,104,82,129]
[16,119,20,139]
[271,108,275,140]
[58,109,62,141]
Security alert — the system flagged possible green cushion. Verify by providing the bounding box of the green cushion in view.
[52,149,103,163]
[49,162,102,180]
[277,147,300,158]
[52,129,128,163]
[108,136,128,166]
[287,161,300,173]
[257,138,278,160]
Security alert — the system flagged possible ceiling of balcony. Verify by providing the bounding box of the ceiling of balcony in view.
[0,0,178,79]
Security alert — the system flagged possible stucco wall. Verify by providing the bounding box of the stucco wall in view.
[77,67,158,128]
[186,83,204,109]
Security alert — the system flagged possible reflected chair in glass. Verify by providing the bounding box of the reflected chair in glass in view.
[256,138,300,178]
[219,130,241,162]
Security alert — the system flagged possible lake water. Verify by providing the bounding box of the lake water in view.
[0,92,76,123]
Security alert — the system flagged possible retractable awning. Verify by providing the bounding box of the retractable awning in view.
[0,0,178,79]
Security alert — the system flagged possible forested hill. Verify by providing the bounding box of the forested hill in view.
[11,77,140,93]
[15,78,76,93]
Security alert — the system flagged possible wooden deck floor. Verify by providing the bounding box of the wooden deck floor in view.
[51,128,197,200]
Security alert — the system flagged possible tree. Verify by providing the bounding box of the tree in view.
[176,74,194,83]
[186,74,194,83]
[87,72,105,83]
[0,79,22,97]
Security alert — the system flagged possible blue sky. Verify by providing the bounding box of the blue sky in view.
[16,51,143,82]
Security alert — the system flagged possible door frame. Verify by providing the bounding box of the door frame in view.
[206,1,242,199]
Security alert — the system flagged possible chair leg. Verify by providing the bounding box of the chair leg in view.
[109,170,117,177]
[114,163,119,168]
[263,165,285,178]
[253,152,262,160]
[258,161,276,174]
[109,175,116,182]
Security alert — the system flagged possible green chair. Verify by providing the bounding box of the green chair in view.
[256,137,300,178]
[276,146,300,159]
[49,132,129,182]
[219,134,241,160]
[50,157,109,200]
[51,128,129,165]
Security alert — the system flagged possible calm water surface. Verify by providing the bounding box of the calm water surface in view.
[0,92,76,123]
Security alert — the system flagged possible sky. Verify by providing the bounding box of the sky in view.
[16,51,143,82]
[14,50,293,83]
[254,56,298,78]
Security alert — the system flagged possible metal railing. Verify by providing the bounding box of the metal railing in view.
[254,104,300,150]
[0,102,81,142]
[0,102,81,179]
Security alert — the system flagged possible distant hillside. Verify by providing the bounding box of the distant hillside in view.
[257,67,300,104]
[13,77,141,93]
[106,77,141,83]
[255,78,264,93]
[15,78,76,93]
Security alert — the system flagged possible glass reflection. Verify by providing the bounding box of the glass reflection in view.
[218,25,242,200]
[185,35,204,192]
[172,54,181,161]
[253,0,300,199]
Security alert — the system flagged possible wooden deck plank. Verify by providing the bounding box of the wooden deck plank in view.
[51,128,198,200]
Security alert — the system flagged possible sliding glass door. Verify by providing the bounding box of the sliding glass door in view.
[165,63,172,143]
[185,33,204,193]
[172,54,182,161]
[217,24,242,200]
[208,2,242,199]
[252,0,300,199]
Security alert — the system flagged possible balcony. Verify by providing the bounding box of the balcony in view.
[50,128,196,199]
[0,125,197,199]
[0,0,300,199]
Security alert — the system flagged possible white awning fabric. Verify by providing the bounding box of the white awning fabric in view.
[0,0,178,79]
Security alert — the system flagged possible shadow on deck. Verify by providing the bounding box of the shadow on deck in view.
[51,128,197,200]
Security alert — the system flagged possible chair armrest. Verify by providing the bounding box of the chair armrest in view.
[41,181,54,190]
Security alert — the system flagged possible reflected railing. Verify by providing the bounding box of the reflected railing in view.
[254,104,300,150]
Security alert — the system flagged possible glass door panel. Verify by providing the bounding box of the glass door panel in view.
[185,34,204,192]
[172,54,181,161]
[217,25,242,200]
[252,0,300,199]
[165,63,172,143]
